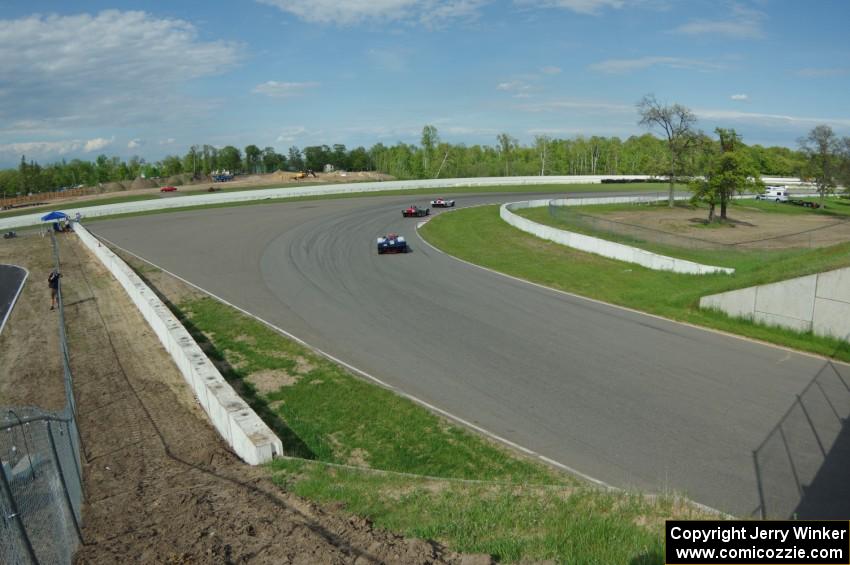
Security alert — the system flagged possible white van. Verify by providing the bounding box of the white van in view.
[756,186,789,202]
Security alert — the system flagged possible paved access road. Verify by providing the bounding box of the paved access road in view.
[90,191,850,518]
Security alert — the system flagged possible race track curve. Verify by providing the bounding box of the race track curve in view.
[89,191,850,518]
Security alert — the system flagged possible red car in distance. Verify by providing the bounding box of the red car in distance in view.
[160,186,177,192]
[402,205,430,218]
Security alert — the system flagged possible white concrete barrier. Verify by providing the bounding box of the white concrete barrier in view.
[500,198,735,275]
[0,175,658,231]
[700,267,850,341]
[74,224,282,464]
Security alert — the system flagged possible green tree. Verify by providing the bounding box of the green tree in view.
[497,133,517,176]
[160,155,184,177]
[534,135,550,176]
[691,128,762,223]
[217,146,242,173]
[799,125,840,203]
[244,144,262,173]
[261,147,286,172]
[331,144,348,170]
[288,146,304,171]
[637,94,699,207]
[303,145,330,171]
[420,125,439,177]
[348,146,370,171]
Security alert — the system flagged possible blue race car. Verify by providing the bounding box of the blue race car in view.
[377,233,409,254]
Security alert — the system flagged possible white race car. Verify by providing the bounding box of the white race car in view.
[430,198,455,208]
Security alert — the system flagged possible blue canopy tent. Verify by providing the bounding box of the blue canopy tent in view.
[41,211,70,232]
[41,211,68,221]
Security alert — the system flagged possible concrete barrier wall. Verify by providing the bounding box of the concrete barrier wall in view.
[0,175,658,230]
[501,198,735,275]
[74,224,283,464]
[700,267,850,341]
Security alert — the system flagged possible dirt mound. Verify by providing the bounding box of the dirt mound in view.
[165,174,190,186]
[129,177,157,190]
[100,181,127,192]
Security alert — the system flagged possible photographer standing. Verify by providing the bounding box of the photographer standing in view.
[48,269,61,310]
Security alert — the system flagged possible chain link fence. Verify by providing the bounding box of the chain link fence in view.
[1,232,83,564]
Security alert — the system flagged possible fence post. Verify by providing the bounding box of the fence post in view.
[0,455,39,564]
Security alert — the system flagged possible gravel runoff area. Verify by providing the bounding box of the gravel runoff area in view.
[2,232,485,564]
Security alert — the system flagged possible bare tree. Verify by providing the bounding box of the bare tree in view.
[497,133,517,176]
[637,94,699,207]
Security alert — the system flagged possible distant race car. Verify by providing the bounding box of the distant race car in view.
[402,205,430,218]
[430,198,455,208]
[160,186,177,192]
[377,233,409,254]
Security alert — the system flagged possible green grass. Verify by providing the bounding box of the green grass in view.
[1,182,674,223]
[271,459,680,564]
[180,295,561,482]
[156,294,709,564]
[419,205,850,362]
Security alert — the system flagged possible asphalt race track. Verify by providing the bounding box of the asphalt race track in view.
[0,264,27,334]
[90,191,850,518]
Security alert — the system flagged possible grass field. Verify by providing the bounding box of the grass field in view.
[133,290,712,564]
[419,205,850,362]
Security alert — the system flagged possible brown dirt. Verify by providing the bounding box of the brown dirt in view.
[594,205,850,248]
[0,232,66,410]
[52,236,472,564]
[247,369,299,394]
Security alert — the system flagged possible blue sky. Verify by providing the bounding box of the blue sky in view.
[1,0,848,167]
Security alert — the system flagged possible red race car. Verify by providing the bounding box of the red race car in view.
[160,186,177,192]
[402,205,430,218]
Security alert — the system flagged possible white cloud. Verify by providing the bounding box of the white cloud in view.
[695,109,850,129]
[0,10,241,149]
[496,79,538,98]
[158,138,176,146]
[84,137,114,152]
[128,139,142,149]
[514,0,624,15]
[541,66,562,74]
[253,81,320,98]
[796,68,849,78]
[589,56,725,73]
[0,137,115,159]
[519,99,633,113]
[257,0,486,26]
[672,4,765,39]
[276,126,307,143]
[730,93,748,101]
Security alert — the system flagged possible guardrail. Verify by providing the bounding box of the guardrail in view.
[0,175,659,231]
[74,224,282,465]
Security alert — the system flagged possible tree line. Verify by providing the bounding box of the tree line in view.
[2,107,848,203]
